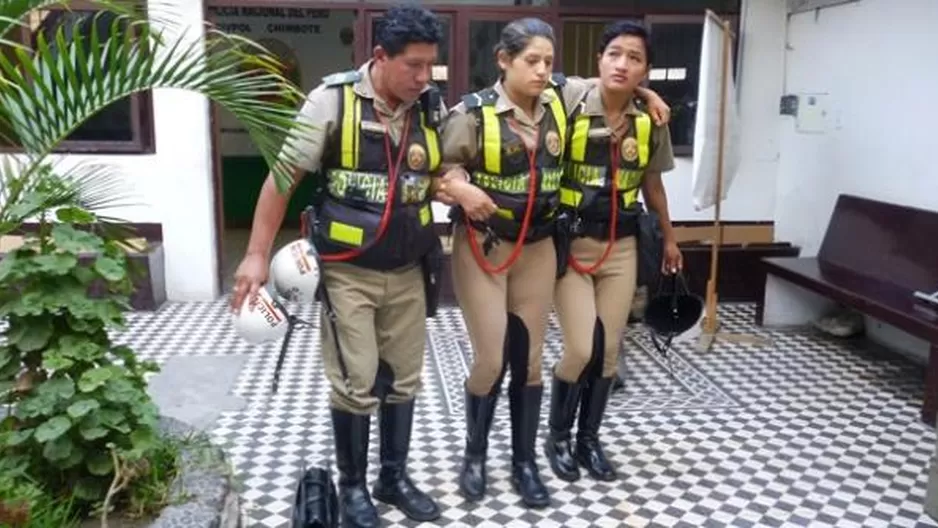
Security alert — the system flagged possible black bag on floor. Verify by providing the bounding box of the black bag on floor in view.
[291,465,338,528]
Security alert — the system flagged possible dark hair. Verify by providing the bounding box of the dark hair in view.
[494,17,555,60]
[598,20,653,65]
[375,4,443,57]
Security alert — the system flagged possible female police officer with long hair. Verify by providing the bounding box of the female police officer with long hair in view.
[543,20,682,485]
[434,17,671,508]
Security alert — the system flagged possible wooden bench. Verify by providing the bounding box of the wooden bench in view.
[757,194,938,424]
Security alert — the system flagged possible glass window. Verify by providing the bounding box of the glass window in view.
[467,20,510,93]
[0,9,153,152]
[647,21,705,154]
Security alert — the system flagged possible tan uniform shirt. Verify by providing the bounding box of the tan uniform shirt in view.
[280,59,449,173]
[441,77,593,166]
[575,82,675,173]
[440,76,674,174]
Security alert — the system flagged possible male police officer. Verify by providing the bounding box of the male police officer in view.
[229,5,451,527]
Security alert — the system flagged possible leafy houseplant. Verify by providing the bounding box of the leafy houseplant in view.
[0,164,165,515]
[0,0,315,523]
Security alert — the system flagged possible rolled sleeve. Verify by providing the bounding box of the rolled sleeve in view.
[646,124,676,173]
[278,85,338,172]
[561,76,597,114]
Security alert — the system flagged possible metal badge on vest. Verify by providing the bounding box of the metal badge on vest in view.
[310,70,442,271]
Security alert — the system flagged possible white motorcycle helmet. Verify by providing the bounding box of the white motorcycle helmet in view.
[232,287,290,345]
[270,238,322,303]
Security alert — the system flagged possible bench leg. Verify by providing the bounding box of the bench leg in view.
[923,343,938,426]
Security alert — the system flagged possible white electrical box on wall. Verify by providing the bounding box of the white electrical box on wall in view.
[787,0,860,13]
[796,93,829,134]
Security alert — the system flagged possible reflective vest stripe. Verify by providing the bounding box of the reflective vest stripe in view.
[571,113,590,163]
[548,93,567,159]
[636,113,651,166]
[479,90,567,174]
[481,105,501,174]
[559,186,641,209]
[340,84,361,169]
[421,112,441,172]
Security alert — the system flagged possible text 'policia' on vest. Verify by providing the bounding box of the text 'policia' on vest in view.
[309,69,443,271]
[559,100,653,241]
[453,73,568,245]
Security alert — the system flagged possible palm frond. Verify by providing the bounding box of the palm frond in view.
[0,155,141,235]
[0,9,313,192]
[48,158,141,214]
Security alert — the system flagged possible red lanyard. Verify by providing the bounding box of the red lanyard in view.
[568,136,621,274]
[465,116,541,274]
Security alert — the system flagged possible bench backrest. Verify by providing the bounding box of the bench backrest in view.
[819,194,938,293]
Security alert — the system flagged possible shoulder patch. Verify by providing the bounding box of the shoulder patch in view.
[322,70,362,87]
[461,88,498,110]
[550,72,567,87]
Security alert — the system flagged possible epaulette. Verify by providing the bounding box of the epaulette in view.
[322,70,362,87]
[461,88,498,110]
[550,72,566,88]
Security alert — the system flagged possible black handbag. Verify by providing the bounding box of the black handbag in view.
[644,272,704,376]
[291,465,338,528]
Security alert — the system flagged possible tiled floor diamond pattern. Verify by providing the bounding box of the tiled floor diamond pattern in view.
[104,301,938,527]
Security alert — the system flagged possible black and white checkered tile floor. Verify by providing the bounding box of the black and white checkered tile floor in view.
[113,301,938,528]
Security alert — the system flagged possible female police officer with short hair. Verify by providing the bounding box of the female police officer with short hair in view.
[544,20,682,485]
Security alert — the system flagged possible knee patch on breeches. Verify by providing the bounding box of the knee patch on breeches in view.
[506,312,530,389]
[370,359,396,402]
[577,318,606,384]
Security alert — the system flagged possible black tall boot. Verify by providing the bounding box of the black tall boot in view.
[574,376,617,481]
[543,373,583,482]
[458,385,499,501]
[509,384,550,508]
[371,400,441,522]
[331,409,380,528]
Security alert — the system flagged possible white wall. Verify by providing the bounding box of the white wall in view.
[774,0,938,256]
[1,0,217,302]
[765,0,938,350]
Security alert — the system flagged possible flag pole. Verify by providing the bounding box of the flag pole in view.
[696,11,768,352]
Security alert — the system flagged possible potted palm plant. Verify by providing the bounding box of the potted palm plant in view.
[0,1,311,525]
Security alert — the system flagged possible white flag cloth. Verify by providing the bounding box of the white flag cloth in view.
[691,13,742,211]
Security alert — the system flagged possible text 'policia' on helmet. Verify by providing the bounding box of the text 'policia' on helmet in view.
[231,239,323,345]
[232,287,290,345]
